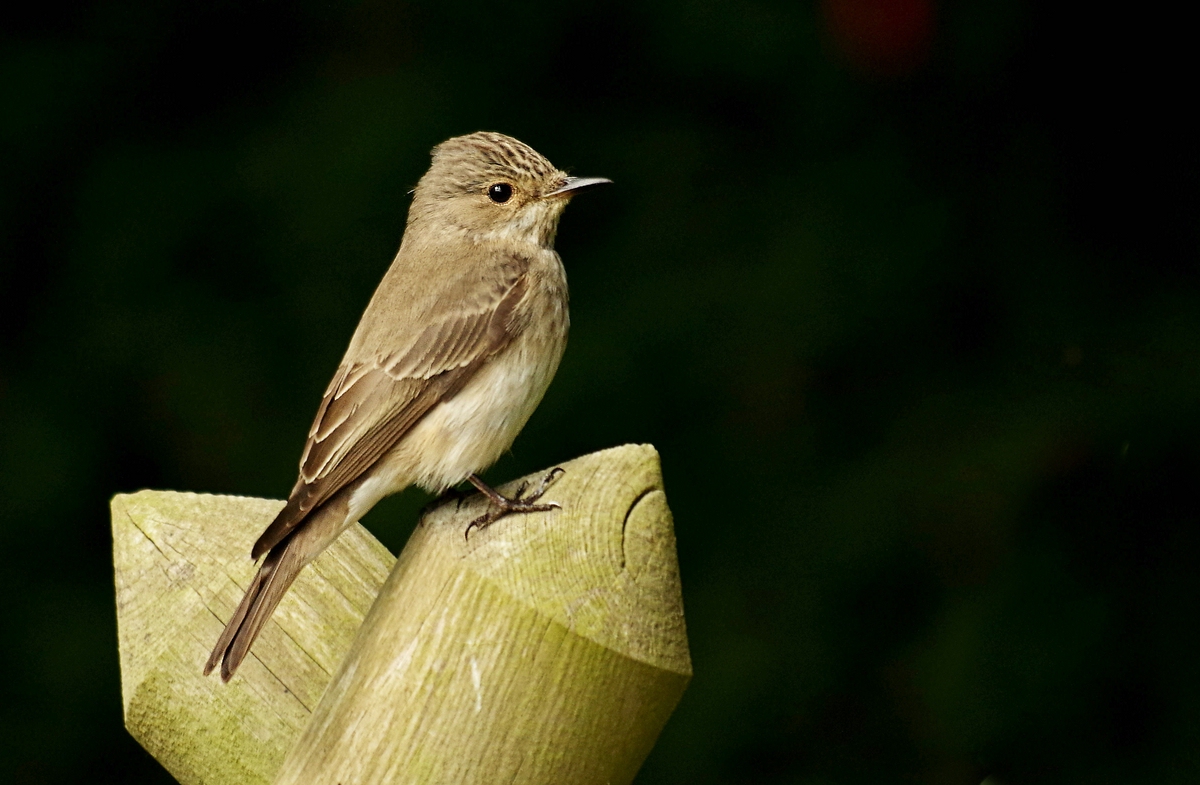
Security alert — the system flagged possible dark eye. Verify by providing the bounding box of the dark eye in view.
[488,183,513,203]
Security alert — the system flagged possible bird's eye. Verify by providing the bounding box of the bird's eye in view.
[488,183,513,203]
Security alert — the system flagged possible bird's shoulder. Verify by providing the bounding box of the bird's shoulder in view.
[342,236,544,363]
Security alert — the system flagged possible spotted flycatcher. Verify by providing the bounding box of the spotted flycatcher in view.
[205,132,610,680]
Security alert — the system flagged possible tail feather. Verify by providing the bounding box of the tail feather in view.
[204,532,304,681]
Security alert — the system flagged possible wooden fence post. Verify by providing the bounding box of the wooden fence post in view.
[113,444,691,784]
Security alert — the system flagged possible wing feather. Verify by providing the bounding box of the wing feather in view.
[250,260,530,559]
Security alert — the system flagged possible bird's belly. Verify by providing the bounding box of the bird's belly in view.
[373,324,567,495]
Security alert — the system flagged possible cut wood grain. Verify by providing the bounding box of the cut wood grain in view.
[112,444,690,785]
[113,492,394,785]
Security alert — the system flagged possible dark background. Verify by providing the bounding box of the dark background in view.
[2,1,1196,783]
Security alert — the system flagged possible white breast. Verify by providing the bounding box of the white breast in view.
[348,252,569,514]
[401,317,567,492]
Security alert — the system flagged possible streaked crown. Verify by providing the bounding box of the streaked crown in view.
[406,131,582,247]
[420,132,562,202]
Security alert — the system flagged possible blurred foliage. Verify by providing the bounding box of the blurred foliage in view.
[1,1,1197,783]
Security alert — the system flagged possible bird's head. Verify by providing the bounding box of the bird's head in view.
[408,131,610,249]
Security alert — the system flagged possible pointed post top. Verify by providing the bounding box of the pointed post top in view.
[443,443,691,675]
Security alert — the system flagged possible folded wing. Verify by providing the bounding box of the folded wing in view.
[251,258,529,559]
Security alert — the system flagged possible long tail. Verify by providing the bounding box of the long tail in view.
[204,531,306,681]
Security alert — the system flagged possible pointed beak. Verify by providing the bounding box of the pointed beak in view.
[544,176,613,198]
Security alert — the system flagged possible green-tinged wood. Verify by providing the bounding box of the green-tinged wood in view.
[112,491,394,785]
[113,444,690,784]
[273,443,691,785]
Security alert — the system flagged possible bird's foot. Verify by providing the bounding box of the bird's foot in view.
[464,468,565,539]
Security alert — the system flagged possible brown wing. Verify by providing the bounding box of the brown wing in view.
[251,266,530,559]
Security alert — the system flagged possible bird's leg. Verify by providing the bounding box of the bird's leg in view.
[464,468,565,539]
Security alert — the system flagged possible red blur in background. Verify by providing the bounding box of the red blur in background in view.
[822,0,935,76]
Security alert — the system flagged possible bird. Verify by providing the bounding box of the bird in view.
[204,131,610,681]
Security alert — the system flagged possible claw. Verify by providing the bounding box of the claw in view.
[463,468,566,540]
[421,485,471,518]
